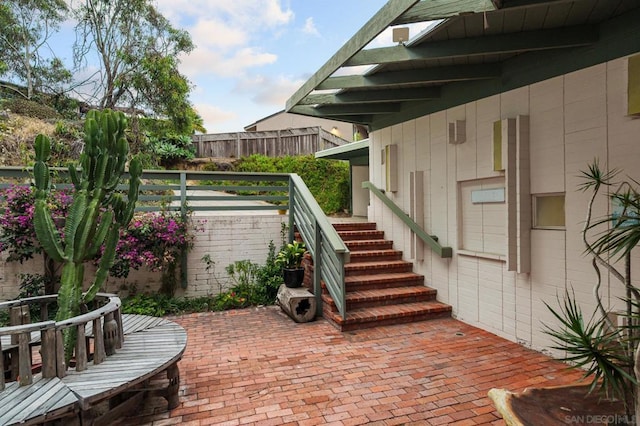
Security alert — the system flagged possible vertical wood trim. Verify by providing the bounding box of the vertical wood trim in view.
[516,115,531,273]
[410,171,425,261]
[55,329,66,378]
[493,120,503,171]
[628,54,640,115]
[0,338,4,390]
[18,332,32,385]
[115,308,124,348]
[93,317,106,365]
[41,328,56,378]
[75,324,87,372]
[504,118,518,271]
[385,144,398,192]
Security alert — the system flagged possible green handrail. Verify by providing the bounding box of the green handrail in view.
[363,181,452,258]
[290,174,349,319]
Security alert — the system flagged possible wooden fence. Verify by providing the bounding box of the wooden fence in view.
[191,126,348,158]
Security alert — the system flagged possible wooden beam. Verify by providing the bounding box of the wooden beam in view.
[368,6,640,130]
[289,106,373,124]
[285,0,420,111]
[392,0,495,25]
[315,103,402,115]
[345,25,597,66]
[317,64,501,90]
[300,87,441,105]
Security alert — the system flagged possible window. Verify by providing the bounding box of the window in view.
[533,194,565,229]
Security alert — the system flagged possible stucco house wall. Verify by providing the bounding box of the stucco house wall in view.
[0,215,286,301]
[368,56,640,353]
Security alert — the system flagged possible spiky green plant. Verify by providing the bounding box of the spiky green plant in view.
[544,160,640,416]
[33,109,142,361]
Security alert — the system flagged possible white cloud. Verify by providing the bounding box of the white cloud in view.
[154,0,293,79]
[180,47,277,79]
[234,75,305,106]
[302,17,320,36]
[193,103,237,131]
[156,0,293,29]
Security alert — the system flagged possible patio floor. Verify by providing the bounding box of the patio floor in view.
[117,306,584,426]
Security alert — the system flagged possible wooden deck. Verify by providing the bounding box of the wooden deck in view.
[0,314,186,426]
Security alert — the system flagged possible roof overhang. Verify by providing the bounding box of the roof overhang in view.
[286,0,640,131]
[315,139,370,165]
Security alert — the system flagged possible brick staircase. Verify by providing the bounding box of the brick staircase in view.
[320,221,452,332]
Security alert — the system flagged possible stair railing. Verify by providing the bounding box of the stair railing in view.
[363,181,452,258]
[289,174,350,319]
[0,167,350,319]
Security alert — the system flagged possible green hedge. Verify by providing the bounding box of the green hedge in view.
[235,154,350,214]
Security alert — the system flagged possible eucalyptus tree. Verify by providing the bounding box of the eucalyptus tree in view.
[0,0,71,99]
[72,0,196,132]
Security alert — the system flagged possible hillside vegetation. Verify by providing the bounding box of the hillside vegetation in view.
[0,97,351,214]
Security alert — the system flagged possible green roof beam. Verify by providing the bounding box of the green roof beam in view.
[314,103,402,115]
[345,25,597,67]
[285,0,420,111]
[300,87,441,105]
[317,64,500,90]
[391,0,496,25]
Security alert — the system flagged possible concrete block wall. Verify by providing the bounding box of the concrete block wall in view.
[0,215,287,301]
[369,55,640,354]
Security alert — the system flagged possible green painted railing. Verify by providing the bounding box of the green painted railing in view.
[289,174,349,318]
[363,181,452,258]
[0,167,350,319]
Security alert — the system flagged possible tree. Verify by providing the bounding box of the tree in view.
[72,0,195,132]
[0,0,70,99]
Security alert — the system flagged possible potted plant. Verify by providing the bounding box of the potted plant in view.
[275,241,306,288]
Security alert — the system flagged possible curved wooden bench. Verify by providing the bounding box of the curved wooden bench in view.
[0,296,187,426]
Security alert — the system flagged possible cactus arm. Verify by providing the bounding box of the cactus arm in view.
[83,224,119,304]
[63,190,88,256]
[86,210,113,259]
[34,200,65,262]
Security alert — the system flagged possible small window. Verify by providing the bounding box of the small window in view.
[533,194,565,229]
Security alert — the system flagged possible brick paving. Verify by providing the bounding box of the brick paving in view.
[118,306,583,426]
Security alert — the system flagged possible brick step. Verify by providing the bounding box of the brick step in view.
[332,222,377,232]
[322,286,437,311]
[345,239,394,251]
[337,230,385,241]
[344,272,425,291]
[348,249,403,263]
[323,301,453,332]
[345,260,413,276]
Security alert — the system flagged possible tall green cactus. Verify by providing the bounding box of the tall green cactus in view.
[33,109,142,361]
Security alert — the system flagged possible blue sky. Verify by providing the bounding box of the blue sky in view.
[153,0,388,132]
[49,1,438,133]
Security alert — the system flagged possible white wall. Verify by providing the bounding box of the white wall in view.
[0,215,287,301]
[369,56,640,353]
[351,166,369,217]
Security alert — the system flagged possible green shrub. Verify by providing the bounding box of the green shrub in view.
[3,98,61,120]
[235,154,350,214]
[147,133,195,167]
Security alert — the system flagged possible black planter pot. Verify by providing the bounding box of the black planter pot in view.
[283,267,305,288]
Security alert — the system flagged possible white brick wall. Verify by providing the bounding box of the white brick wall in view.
[1,215,287,301]
[369,55,640,354]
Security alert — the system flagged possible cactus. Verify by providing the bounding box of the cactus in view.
[33,109,142,361]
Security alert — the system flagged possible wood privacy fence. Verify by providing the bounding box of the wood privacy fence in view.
[191,127,348,158]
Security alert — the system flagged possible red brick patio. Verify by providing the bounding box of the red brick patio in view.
[117,306,583,426]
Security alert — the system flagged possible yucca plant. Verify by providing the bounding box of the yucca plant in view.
[544,160,640,417]
[33,109,142,362]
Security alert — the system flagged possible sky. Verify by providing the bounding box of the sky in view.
[48,1,436,134]
[154,0,388,133]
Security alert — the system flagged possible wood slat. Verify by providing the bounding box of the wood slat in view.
[0,314,186,424]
